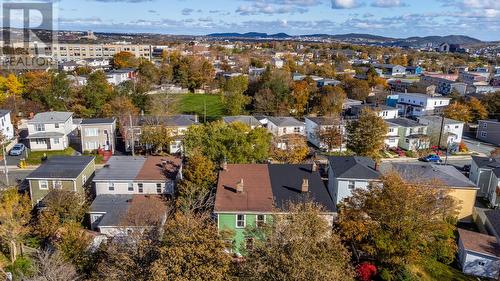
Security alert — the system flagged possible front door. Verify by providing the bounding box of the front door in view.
[46,138,51,150]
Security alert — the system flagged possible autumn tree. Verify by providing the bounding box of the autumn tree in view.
[317,124,342,152]
[176,151,217,213]
[290,80,312,117]
[222,75,250,115]
[112,51,139,69]
[271,134,309,164]
[140,125,173,155]
[444,102,472,123]
[315,85,346,116]
[243,201,355,281]
[481,92,499,120]
[339,173,459,277]
[467,97,488,123]
[343,77,371,101]
[346,109,388,160]
[149,212,231,281]
[53,222,92,273]
[0,188,31,262]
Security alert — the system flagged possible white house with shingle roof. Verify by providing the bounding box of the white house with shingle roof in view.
[266,117,305,137]
[27,112,74,151]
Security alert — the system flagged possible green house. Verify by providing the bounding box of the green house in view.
[27,156,96,205]
[214,163,336,255]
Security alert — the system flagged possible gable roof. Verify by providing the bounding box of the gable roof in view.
[135,156,181,181]
[136,115,198,127]
[81,118,116,125]
[268,164,335,212]
[472,156,500,169]
[305,117,339,126]
[386,118,424,128]
[93,156,146,181]
[386,163,476,188]
[0,110,11,118]
[267,117,304,127]
[222,116,261,127]
[29,112,73,123]
[458,228,500,258]
[214,164,274,213]
[328,156,380,180]
[27,156,94,179]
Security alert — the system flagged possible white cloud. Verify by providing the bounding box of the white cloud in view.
[331,0,362,9]
[371,0,407,8]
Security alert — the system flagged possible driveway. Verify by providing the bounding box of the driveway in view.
[463,136,497,156]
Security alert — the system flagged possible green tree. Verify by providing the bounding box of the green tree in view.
[243,201,355,281]
[346,109,388,160]
[222,76,250,115]
[140,126,174,155]
[339,173,458,275]
[80,71,115,117]
[149,213,231,281]
[481,92,500,120]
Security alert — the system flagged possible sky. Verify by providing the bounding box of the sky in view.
[3,0,500,41]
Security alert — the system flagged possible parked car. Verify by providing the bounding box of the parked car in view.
[9,144,25,156]
[419,154,442,163]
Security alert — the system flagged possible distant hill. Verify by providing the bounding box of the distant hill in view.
[206,32,483,47]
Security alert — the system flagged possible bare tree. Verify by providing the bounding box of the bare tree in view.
[28,250,79,281]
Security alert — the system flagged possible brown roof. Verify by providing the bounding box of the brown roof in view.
[214,164,274,213]
[134,156,182,181]
[458,228,500,257]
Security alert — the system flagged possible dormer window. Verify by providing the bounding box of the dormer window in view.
[35,124,45,132]
[55,123,59,128]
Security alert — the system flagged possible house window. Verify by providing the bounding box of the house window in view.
[39,180,48,190]
[35,124,45,132]
[53,138,60,144]
[283,128,287,134]
[405,139,410,143]
[53,181,62,189]
[348,181,355,189]
[256,215,265,227]
[128,183,133,191]
[138,183,143,193]
[483,123,488,129]
[236,214,245,228]
[481,132,487,138]
[82,175,87,185]
[54,123,59,128]
[108,183,114,191]
[85,142,98,150]
[156,183,162,193]
[294,127,301,133]
[478,261,486,266]
[85,128,99,137]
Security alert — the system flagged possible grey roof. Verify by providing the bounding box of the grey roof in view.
[386,118,424,128]
[90,194,132,227]
[222,116,261,127]
[81,118,116,125]
[267,116,304,127]
[27,156,94,179]
[305,117,339,126]
[93,156,147,181]
[485,209,500,237]
[418,116,463,125]
[27,132,65,139]
[386,163,477,188]
[268,164,336,212]
[472,156,500,169]
[137,115,198,127]
[0,110,11,117]
[29,112,73,123]
[327,156,381,180]
[352,104,398,111]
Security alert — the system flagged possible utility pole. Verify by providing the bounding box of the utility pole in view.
[3,144,9,187]
[437,115,445,151]
[129,114,135,157]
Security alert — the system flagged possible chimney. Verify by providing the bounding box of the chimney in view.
[374,162,379,171]
[301,178,309,193]
[312,161,317,172]
[221,158,228,171]
[236,179,244,193]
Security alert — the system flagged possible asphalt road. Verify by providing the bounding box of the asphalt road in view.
[0,169,33,190]
[463,136,497,156]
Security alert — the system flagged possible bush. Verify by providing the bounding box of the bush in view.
[405,150,416,158]
[458,141,468,153]
[357,262,377,281]
[5,256,34,279]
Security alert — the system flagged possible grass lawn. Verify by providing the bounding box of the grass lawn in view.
[175,94,225,121]
[25,147,76,165]
[409,260,477,281]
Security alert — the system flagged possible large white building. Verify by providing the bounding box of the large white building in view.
[396,92,450,117]
[0,110,14,140]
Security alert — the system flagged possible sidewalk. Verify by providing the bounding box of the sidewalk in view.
[381,155,473,162]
